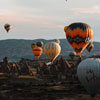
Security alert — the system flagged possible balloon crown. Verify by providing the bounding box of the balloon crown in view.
[54,39,60,44]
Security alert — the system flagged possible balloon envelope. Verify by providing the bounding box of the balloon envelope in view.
[4,24,11,32]
[31,43,36,49]
[32,46,42,59]
[77,58,100,96]
[36,41,43,47]
[65,22,93,55]
[44,42,61,63]
[54,39,60,44]
[86,41,94,52]
[64,25,68,32]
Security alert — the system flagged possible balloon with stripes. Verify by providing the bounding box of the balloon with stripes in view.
[44,41,61,63]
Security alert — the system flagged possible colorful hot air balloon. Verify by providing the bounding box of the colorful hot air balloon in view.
[64,25,68,32]
[86,41,94,52]
[36,41,43,47]
[4,24,11,32]
[31,43,36,49]
[44,41,61,63]
[54,39,60,44]
[64,22,93,55]
[32,46,42,59]
[77,58,100,98]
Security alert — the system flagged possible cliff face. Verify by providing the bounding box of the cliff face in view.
[0,39,99,61]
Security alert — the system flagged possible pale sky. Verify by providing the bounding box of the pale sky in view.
[0,0,100,41]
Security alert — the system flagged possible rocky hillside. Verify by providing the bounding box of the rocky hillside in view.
[0,39,100,61]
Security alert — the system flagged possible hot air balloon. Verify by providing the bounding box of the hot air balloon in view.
[69,51,76,60]
[4,24,11,32]
[32,46,42,59]
[86,41,94,52]
[44,41,61,63]
[77,58,100,99]
[31,43,36,49]
[36,41,43,47]
[64,22,93,55]
[54,39,60,44]
[64,25,68,32]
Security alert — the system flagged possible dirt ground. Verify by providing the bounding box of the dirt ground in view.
[0,75,100,100]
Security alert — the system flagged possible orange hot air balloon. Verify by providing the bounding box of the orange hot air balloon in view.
[32,46,42,59]
[64,22,93,55]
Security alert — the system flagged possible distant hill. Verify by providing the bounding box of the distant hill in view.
[0,39,100,61]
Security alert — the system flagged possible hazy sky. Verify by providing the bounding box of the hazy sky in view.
[0,0,100,41]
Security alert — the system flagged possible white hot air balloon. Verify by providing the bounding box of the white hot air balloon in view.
[77,58,100,99]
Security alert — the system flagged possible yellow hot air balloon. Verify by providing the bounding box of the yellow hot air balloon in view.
[44,42,61,63]
[31,43,36,49]
[64,25,68,32]
[4,24,11,32]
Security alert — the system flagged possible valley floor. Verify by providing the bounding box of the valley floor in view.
[0,74,100,100]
